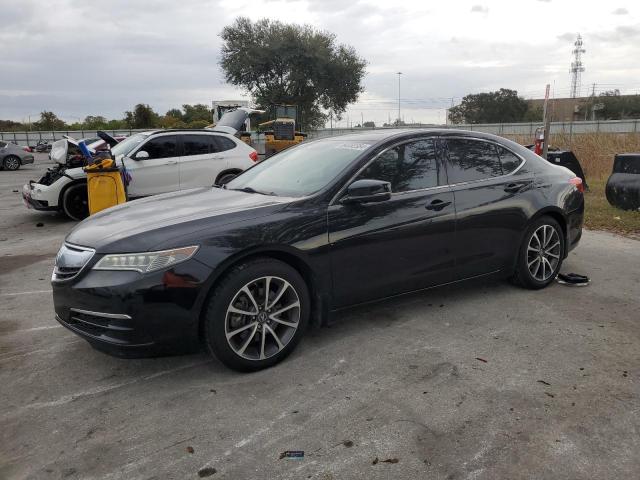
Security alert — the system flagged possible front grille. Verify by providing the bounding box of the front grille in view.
[273,122,294,140]
[52,243,95,282]
[53,266,81,280]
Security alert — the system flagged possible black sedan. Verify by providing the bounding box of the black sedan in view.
[52,129,584,371]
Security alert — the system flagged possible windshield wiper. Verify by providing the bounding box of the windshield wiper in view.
[229,186,276,196]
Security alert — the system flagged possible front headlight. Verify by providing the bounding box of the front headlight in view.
[93,246,199,273]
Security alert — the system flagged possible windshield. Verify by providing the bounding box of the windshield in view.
[226,139,373,197]
[111,133,149,158]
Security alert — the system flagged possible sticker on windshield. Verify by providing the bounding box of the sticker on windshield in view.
[334,143,371,151]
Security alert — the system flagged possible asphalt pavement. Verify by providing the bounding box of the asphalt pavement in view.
[1,154,639,479]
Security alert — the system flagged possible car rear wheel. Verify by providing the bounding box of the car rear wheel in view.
[512,216,565,290]
[62,183,89,221]
[203,258,310,371]
[3,155,21,171]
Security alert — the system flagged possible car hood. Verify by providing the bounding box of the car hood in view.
[66,187,294,253]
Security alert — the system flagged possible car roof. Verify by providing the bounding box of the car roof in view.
[313,128,517,146]
[145,129,234,136]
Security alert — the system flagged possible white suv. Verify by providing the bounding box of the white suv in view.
[23,130,258,220]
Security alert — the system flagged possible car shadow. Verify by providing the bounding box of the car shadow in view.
[54,274,513,383]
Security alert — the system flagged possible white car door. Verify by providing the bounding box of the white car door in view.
[178,134,227,190]
[124,135,180,197]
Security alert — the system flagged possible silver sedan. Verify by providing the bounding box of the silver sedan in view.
[0,141,35,171]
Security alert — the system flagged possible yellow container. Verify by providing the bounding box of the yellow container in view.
[84,159,127,215]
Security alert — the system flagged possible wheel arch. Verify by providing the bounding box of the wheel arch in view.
[57,178,87,211]
[529,207,568,258]
[196,246,327,344]
[215,169,243,185]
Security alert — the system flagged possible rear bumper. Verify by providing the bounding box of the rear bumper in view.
[566,202,584,254]
[21,155,35,165]
[52,258,214,357]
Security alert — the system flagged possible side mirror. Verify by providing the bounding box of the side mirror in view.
[134,150,149,160]
[341,179,391,204]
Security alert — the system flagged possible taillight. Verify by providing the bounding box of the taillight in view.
[249,151,258,162]
[23,146,32,153]
[568,177,584,193]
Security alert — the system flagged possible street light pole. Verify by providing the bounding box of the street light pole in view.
[396,72,402,125]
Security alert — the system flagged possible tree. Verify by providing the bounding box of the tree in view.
[597,90,640,119]
[182,104,212,124]
[83,115,107,129]
[124,104,159,129]
[220,17,367,130]
[522,105,543,122]
[165,108,184,120]
[363,121,376,128]
[34,111,67,130]
[448,89,528,124]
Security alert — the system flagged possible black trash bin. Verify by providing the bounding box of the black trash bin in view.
[605,154,640,211]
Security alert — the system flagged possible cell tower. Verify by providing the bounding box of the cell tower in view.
[570,34,585,98]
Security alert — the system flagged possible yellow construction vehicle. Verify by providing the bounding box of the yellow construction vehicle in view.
[259,105,306,157]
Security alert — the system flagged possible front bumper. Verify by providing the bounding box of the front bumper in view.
[52,258,214,357]
[22,183,57,211]
[22,178,69,211]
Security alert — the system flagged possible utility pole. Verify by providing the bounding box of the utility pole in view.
[361,112,364,127]
[569,34,585,98]
[396,72,402,125]
[542,84,551,161]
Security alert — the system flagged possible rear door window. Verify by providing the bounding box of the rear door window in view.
[183,135,210,156]
[141,136,178,159]
[445,139,503,183]
[213,136,237,152]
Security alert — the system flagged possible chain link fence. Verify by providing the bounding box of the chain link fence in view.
[3,119,639,146]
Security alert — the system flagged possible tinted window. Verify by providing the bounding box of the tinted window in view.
[0,142,6,148]
[446,139,503,183]
[214,136,236,152]
[141,136,178,159]
[496,145,522,174]
[357,139,440,192]
[183,135,210,156]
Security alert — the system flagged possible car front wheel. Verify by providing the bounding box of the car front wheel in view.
[62,183,89,221]
[203,258,310,371]
[512,216,565,289]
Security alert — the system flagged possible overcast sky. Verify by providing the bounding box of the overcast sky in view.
[2,0,640,126]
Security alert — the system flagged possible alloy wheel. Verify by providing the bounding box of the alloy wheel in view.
[4,156,20,170]
[527,224,561,282]
[225,276,301,361]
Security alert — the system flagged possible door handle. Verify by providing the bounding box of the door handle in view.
[425,199,451,211]
[166,160,178,165]
[504,182,528,193]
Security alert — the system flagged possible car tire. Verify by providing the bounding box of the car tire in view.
[61,182,89,221]
[511,216,565,290]
[216,172,238,185]
[3,155,21,171]
[203,257,310,372]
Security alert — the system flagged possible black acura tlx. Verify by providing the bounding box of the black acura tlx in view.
[52,129,584,371]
